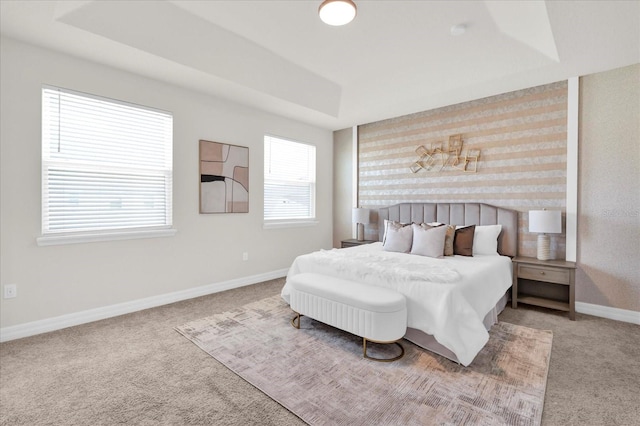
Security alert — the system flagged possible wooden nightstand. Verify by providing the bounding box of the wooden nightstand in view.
[512,256,576,320]
[341,239,376,248]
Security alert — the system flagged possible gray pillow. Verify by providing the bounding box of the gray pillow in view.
[410,223,448,258]
[382,221,413,253]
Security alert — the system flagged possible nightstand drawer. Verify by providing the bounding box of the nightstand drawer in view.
[518,265,570,285]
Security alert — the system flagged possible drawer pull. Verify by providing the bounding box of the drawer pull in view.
[540,271,546,275]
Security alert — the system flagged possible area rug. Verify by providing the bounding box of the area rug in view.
[176,296,552,426]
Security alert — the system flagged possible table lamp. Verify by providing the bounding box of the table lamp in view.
[352,208,370,241]
[529,210,562,260]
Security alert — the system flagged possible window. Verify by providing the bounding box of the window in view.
[39,86,174,245]
[264,135,316,225]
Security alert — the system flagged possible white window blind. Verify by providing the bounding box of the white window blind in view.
[41,86,173,236]
[264,135,316,221]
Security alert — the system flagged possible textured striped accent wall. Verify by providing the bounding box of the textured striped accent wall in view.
[358,81,568,258]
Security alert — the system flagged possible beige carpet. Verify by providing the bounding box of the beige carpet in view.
[176,295,553,426]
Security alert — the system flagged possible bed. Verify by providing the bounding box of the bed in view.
[281,203,518,366]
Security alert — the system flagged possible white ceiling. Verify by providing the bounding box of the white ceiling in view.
[1,0,639,130]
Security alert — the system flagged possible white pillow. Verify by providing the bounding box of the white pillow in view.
[410,224,448,258]
[472,225,502,255]
[382,219,409,243]
[382,221,413,253]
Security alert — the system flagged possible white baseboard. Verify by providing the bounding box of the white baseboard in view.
[576,302,640,325]
[3,274,636,343]
[0,269,288,343]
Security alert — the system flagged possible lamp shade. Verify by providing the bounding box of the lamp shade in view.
[319,0,357,26]
[352,208,370,224]
[529,210,562,234]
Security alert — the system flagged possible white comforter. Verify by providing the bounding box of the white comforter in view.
[281,242,513,366]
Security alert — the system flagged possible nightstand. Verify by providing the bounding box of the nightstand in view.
[512,256,576,320]
[341,239,376,248]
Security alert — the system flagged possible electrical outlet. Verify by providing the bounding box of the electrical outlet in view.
[4,284,17,299]
[242,252,249,261]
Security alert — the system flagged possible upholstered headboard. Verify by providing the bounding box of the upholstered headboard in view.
[377,203,518,257]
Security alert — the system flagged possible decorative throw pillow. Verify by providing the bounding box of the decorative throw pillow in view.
[382,219,410,243]
[410,224,448,258]
[453,225,475,256]
[473,225,502,255]
[382,220,413,253]
[443,225,456,256]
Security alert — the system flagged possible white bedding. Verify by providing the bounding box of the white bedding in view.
[281,242,513,366]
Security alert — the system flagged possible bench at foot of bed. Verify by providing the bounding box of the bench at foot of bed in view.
[288,272,407,362]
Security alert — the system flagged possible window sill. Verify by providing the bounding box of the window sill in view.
[263,220,319,230]
[37,228,178,246]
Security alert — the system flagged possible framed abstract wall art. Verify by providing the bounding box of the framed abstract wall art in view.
[199,140,249,213]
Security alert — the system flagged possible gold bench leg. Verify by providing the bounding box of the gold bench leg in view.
[291,311,403,362]
[363,338,405,362]
[290,312,303,329]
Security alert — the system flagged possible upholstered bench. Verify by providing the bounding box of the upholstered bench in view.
[288,273,407,362]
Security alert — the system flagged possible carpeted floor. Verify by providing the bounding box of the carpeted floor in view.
[1,278,639,425]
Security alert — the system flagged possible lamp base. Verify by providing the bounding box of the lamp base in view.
[357,223,365,241]
[536,234,551,260]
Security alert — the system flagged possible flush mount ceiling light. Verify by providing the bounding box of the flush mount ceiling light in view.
[319,0,357,26]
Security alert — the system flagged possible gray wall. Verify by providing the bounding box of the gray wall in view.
[0,37,333,329]
[577,64,639,311]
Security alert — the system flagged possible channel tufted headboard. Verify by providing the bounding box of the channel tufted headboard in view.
[377,203,518,257]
